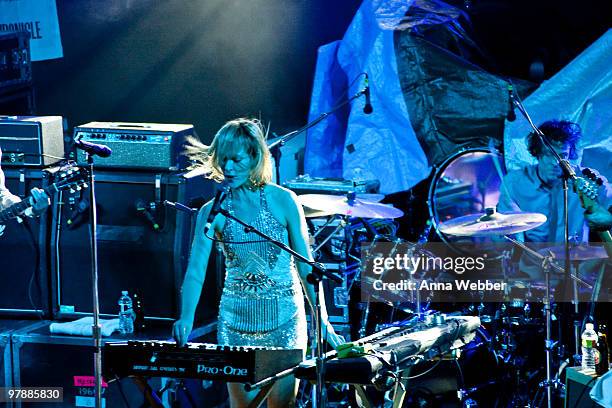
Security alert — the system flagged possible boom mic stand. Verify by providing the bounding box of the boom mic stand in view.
[508,92,580,408]
[268,83,369,184]
[216,207,342,408]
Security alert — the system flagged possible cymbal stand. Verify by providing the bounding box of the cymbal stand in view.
[501,236,594,408]
[539,253,557,408]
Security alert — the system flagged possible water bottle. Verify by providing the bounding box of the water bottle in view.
[118,290,134,335]
[581,323,598,372]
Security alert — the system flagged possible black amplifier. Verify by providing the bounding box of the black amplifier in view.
[0,116,64,167]
[74,121,194,171]
[0,31,31,89]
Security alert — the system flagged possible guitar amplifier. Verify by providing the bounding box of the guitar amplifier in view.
[0,116,64,167]
[74,122,194,171]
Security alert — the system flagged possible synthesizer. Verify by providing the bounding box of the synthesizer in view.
[295,315,480,385]
[102,341,303,384]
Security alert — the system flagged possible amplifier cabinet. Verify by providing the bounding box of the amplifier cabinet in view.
[49,170,219,321]
[74,122,194,171]
[564,367,599,408]
[0,116,64,167]
[10,321,172,408]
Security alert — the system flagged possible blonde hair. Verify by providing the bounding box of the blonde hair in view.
[185,118,272,187]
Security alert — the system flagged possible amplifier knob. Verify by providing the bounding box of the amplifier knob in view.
[142,136,147,141]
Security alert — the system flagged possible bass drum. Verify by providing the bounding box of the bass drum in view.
[428,147,507,258]
[400,326,504,407]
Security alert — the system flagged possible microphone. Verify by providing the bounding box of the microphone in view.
[74,139,112,158]
[203,185,228,235]
[66,197,89,227]
[507,84,516,122]
[135,199,160,230]
[363,74,373,114]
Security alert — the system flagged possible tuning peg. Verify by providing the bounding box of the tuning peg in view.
[82,183,89,189]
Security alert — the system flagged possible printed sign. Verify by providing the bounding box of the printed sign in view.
[0,0,63,61]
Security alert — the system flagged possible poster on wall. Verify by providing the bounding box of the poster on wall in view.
[0,0,63,61]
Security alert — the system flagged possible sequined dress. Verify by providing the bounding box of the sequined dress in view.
[217,188,307,350]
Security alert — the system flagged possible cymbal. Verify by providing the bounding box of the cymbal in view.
[303,207,334,218]
[538,244,609,261]
[438,210,547,237]
[298,194,403,219]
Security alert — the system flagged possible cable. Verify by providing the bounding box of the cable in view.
[22,219,43,318]
[402,359,442,380]
[114,376,132,408]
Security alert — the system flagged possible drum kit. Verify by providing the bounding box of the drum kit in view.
[297,164,609,406]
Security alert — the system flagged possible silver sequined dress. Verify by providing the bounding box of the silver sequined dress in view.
[217,188,307,350]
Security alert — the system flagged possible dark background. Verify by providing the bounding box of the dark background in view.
[29,0,611,145]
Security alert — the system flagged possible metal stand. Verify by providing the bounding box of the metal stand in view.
[85,154,103,408]
[541,254,555,408]
[217,207,341,408]
[268,78,369,184]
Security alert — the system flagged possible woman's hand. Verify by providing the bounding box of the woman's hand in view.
[172,318,193,346]
[324,323,346,349]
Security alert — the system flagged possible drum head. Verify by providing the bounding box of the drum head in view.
[428,148,507,252]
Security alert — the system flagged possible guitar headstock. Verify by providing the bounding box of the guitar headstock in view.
[51,166,89,194]
[574,168,604,212]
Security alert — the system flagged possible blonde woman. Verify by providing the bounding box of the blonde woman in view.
[173,118,343,407]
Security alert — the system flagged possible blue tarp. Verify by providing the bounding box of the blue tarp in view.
[504,29,612,181]
[304,0,429,194]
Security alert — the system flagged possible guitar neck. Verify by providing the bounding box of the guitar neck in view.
[0,197,31,223]
[0,184,54,224]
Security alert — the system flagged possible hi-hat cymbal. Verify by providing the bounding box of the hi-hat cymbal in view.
[538,244,609,261]
[298,194,403,219]
[438,210,547,237]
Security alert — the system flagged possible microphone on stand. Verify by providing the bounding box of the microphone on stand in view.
[74,139,112,158]
[507,84,516,122]
[363,74,373,114]
[203,184,228,235]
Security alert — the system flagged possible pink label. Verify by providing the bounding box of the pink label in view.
[73,376,108,387]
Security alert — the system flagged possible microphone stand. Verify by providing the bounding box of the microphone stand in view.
[268,87,368,183]
[84,153,103,408]
[509,93,578,408]
[217,208,342,408]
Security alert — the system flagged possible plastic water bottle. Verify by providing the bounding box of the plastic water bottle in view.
[118,290,134,335]
[581,323,598,372]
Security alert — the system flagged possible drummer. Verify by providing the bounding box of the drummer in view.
[497,120,612,280]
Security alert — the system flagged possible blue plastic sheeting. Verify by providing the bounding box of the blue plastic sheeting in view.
[304,0,430,194]
[504,29,612,181]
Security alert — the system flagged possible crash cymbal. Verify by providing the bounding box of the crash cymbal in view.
[298,194,403,219]
[538,244,609,261]
[303,207,334,218]
[438,209,547,237]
